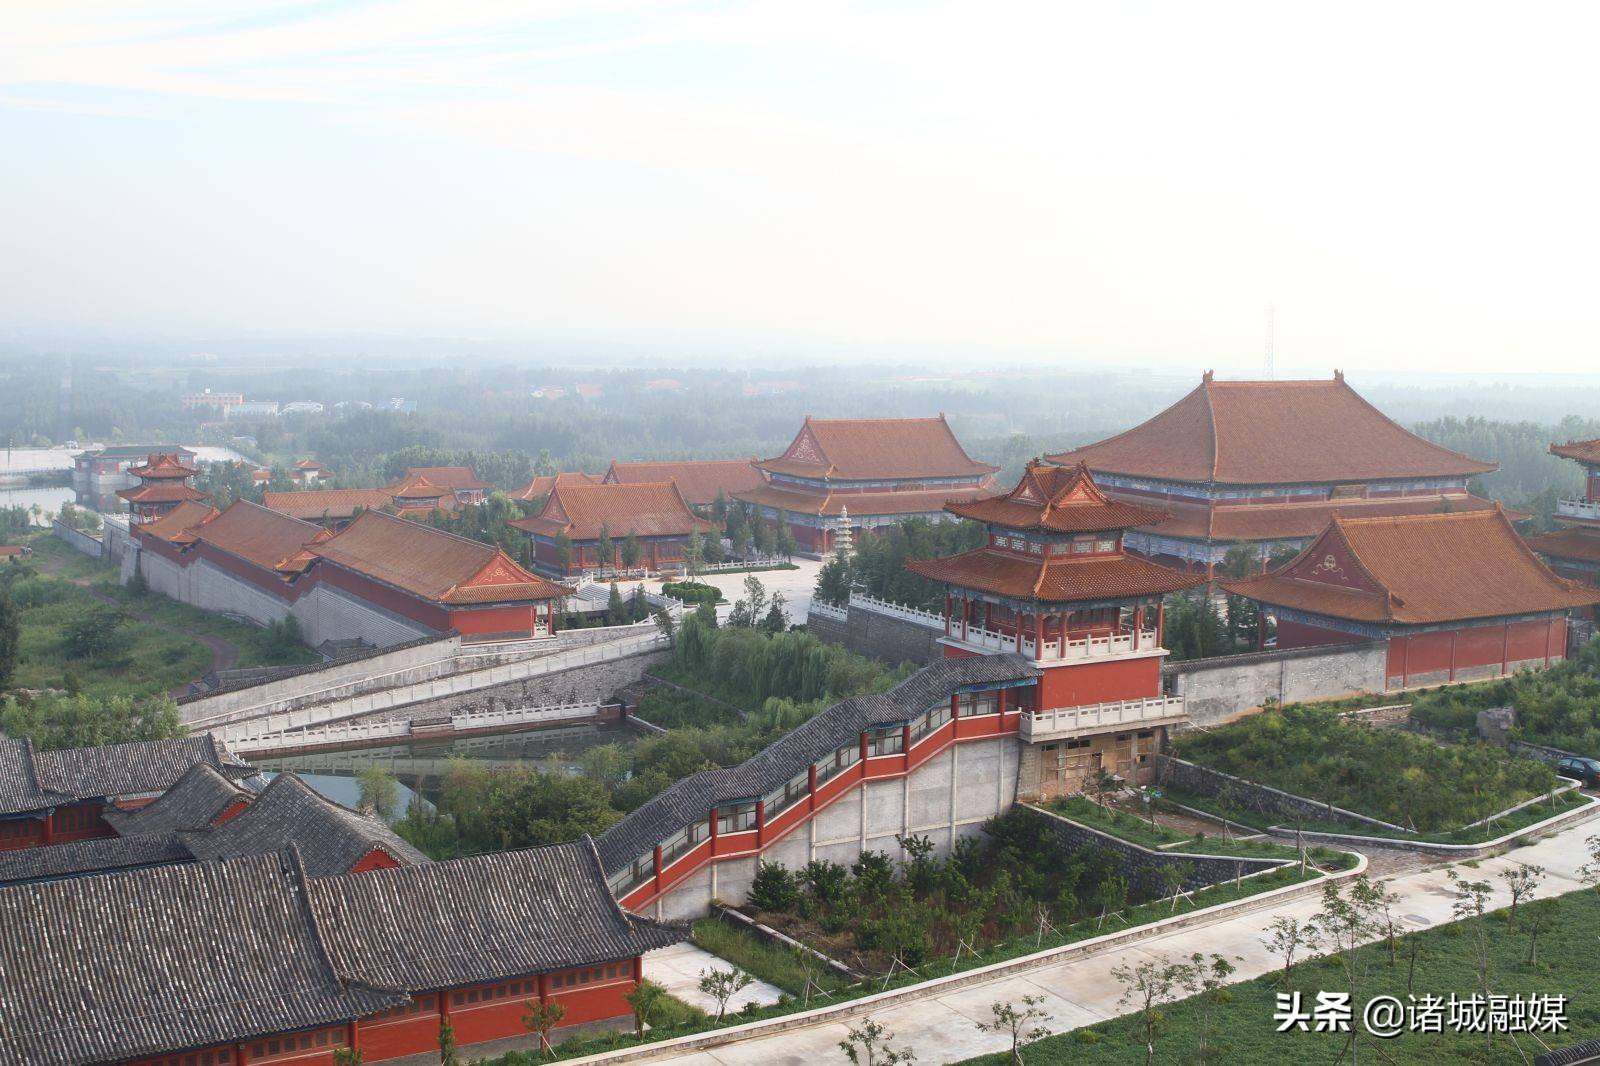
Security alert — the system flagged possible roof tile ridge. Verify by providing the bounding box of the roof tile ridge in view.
[1331,373,1498,474]
[1201,372,1221,483]
[280,844,361,987]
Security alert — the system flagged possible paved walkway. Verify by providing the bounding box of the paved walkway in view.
[644,943,785,1016]
[628,820,1593,1065]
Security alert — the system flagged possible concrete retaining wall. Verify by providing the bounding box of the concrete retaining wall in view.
[650,736,1020,921]
[1164,641,1388,727]
[51,520,103,558]
[1021,804,1286,897]
[805,603,942,666]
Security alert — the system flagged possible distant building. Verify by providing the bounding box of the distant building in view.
[225,401,281,419]
[1047,372,1503,576]
[386,397,418,414]
[510,471,601,503]
[281,401,326,415]
[1224,509,1600,687]
[512,479,715,576]
[396,465,492,506]
[531,385,568,400]
[741,379,801,397]
[735,415,998,553]
[73,444,198,484]
[603,458,764,508]
[575,382,604,399]
[134,503,571,644]
[643,378,685,393]
[291,458,331,486]
[1526,439,1600,603]
[181,390,244,412]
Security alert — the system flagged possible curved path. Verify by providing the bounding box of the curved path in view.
[593,818,1593,1066]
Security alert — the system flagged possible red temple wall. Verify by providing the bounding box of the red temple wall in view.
[1387,618,1564,687]
[1035,657,1162,709]
[449,603,550,636]
[1274,620,1367,650]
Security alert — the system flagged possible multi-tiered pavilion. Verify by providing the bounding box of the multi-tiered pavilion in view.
[1527,439,1600,603]
[1047,372,1501,576]
[905,461,1202,797]
[115,452,208,523]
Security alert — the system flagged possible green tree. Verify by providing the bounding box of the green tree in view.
[620,530,643,568]
[0,692,183,750]
[815,555,853,606]
[607,582,627,625]
[554,532,573,574]
[597,523,615,568]
[0,592,19,690]
[626,979,669,1037]
[357,765,400,821]
[62,605,127,660]
[438,1019,461,1066]
[522,998,567,1058]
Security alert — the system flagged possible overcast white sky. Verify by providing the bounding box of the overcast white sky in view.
[3,1,1599,372]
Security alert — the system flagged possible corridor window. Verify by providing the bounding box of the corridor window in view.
[958,691,1000,717]
[814,743,860,785]
[911,703,951,742]
[866,726,904,757]
[716,802,758,834]
[763,772,809,817]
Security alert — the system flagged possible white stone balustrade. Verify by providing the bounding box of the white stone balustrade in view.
[1556,497,1600,521]
[1020,695,1188,741]
[947,626,1160,662]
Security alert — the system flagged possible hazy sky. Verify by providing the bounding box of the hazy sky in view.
[4,1,1599,373]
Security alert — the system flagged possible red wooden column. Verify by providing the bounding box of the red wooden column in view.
[944,592,952,636]
[1448,630,1458,683]
[1132,605,1144,652]
[755,800,767,846]
[1034,611,1045,658]
[347,1021,360,1057]
[652,844,664,892]
[858,731,870,767]
[539,971,551,1005]
[1156,601,1166,649]
[1501,621,1511,676]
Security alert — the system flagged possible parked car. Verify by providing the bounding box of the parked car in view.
[1556,756,1600,787]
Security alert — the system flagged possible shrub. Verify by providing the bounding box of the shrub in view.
[748,862,800,913]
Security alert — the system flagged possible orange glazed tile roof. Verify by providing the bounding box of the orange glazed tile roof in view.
[262,488,395,521]
[1551,439,1600,464]
[1144,492,1504,542]
[907,549,1202,604]
[1222,508,1600,624]
[512,480,715,541]
[1047,373,1496,486]
[116,482,209,504]
[735,482,992,518]
[603,458,766,506]
[312,510,569,604]
[947,461,1170,533]
[293,459,327,471]
[128,452,199,480]
[395,465,492,491]
[509,471,600,502]
[190,501,326,573]
[137,500,220,545]
[386,473,450,499]
[1525,527,1600,565]
[755,415,998,481]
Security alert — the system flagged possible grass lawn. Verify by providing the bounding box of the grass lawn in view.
[692,916,850,998]
[1162,784,1588,846]
[960,887,1600,1065]
[1043,796,1357,868]
[8,530,317,697]
[516,862,1336,1062]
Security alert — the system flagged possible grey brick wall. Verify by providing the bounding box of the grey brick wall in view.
[1165,641,1388,727]
[805,604,941,665]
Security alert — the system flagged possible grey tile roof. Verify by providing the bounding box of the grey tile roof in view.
[180,773,428,878]
[596,654,1037,871]
[0,849,404,1066]
[306,837,684,992]
[0,831,192,886]
[0,734,255,816]
[102,762,253,836]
